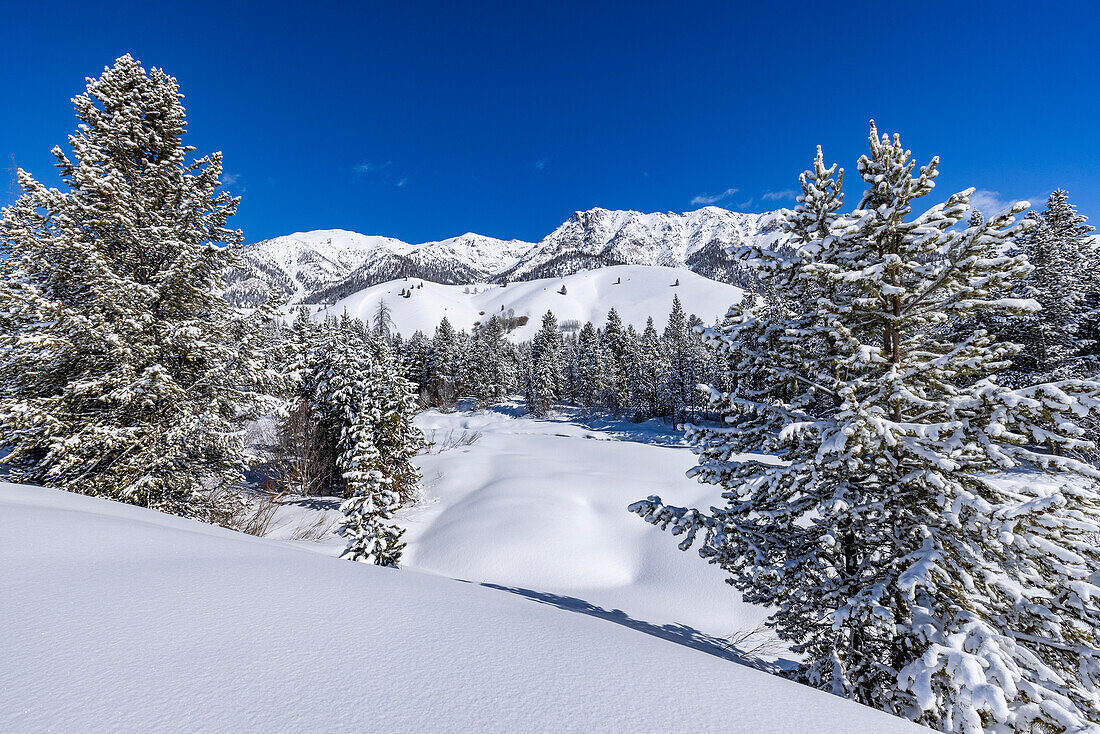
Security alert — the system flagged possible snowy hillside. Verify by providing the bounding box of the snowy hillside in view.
[1,481,924,733]
[225,229,536,307]
[500,206,787,281]
[314,263,743,340]
[226,206,787,306]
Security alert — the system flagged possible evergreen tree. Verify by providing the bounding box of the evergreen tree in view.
[631,317,667,419]
[662,296,692,423]
[468,316,516,406]
[526,310,563,415]
[1009,189,1097,381]
[338,398,405,567]
[0,55,280,517]
[632,124,1100,732]
[425,317,461,408]
[306,316,375,496]
[575,322,607,406]
[601,308,631,409]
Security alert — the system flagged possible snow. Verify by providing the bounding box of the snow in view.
[315,264,744,340]
[266,405,768,638]
[231,205,789,306]
[1,477,924,733]
[503,205,788,279]
[2,404,929,732]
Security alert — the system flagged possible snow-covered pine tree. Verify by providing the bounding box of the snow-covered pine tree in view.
[575,322,607,407]
[424,317,461,408]
[1008,190,1097,382]
[361,339,424,504]
[338,401,405,567]
[600,308,631,410]
[662,296,692,423]
[631,123,1100,732]
[467,316,516,406]
[680,313,712,422]
[526,310,563,415]
[630,317,667,419]
[560,334,580,404]
[1008,207,1082,381]
[402,330,431,395]
[0,54,281,517]
[304,315,376,496]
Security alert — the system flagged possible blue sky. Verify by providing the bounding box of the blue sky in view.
[3,1,1098,244]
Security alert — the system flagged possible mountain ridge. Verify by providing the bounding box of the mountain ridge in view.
[223,206,790,307]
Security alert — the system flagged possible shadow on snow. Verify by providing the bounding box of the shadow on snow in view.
[473,581,796,674]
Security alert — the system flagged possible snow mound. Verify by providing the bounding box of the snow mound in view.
[315,264,743,340]
[1,482,922,733]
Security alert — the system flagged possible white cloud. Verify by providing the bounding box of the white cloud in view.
[761,189,797,201]
[736,197,755,210]
[691,187,738,206]
[968,189,1013,217]
[533,158,549,171]
[354,160,406,188]
[221,173,240,185]
[354,160,392,174]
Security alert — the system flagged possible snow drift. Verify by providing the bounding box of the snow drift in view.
[1,482,923,733]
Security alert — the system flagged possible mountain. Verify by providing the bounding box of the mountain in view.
[223,229,535,307]
[224,206,789,306]
[499,206,787,282]
[318,263,743,341]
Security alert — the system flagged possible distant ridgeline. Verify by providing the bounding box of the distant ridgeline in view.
[223,207,788,307]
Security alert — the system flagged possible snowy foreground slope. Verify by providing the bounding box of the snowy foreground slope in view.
[313,263,743,340]
[1,453,924,731]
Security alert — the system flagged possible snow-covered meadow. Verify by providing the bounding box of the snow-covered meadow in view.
[0,405,926,733]
[266,403,769,643]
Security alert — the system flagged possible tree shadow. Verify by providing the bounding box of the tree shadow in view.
[475,582,795,674]
[280,495,343,511]
[480,402,693,448]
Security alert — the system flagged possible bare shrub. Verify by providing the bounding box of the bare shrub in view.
[270,399,333,496]
[420,375,457,411]
[559,319,581,333]
[288,512,338,542]
[721,623,786,662]
[424,428,482,453]
[204,484,285,537]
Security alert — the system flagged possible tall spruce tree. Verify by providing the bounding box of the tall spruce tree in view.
[526,311,563,415]
[0,54,279,517]
[468,316,516,406]
[631,124,1100,732]
[662,296,692,423]
[631,317,667,419]
[601,308,631,409]
[1009,189,1097,381]
[575,321,607,407]
[337,338,423,567]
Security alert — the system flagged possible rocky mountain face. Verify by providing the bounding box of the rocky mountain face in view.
[223,206,789,306]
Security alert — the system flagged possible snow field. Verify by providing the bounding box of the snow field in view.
[1,481,925,733]
[312,264,743,340]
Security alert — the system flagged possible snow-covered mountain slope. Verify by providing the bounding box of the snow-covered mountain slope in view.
[313,264,743,340]
[223,229,405,307]
[1,482,924,733]
[225,229,535,307]
[226,206,787,306]
[500,206,787,282]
